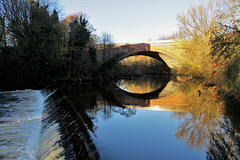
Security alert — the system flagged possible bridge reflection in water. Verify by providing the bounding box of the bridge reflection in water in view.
[97,76,191,113]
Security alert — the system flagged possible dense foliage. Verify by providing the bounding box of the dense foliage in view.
[210,0,240,97]
[176,0,240,98]
[0,0,98,89]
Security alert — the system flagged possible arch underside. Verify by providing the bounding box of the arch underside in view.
[98,51,172,73]
[119,51,171,71]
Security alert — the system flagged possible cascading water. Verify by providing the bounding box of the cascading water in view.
[0,87,99,160]
[39,87,100,160]
[0,90,45,159]
[36,88,66,160]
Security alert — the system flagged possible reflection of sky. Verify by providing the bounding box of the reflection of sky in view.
[59,0,208,43]
[90,109,206,160]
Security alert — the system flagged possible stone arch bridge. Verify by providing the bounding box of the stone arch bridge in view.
[98,50,178,74]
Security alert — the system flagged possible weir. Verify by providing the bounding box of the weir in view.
[39,87,100,160]
[0,87,101,159]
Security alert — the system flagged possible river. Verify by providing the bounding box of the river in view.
[0,76,239,160]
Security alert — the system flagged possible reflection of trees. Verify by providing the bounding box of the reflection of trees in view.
[62,81,137,122]
[88,82,137,120]
[171,80,240,159]
[172,80,224,150]
[173,112,218,150]
[207,120,240,160]
[88,105,137,120]
[118,76,169,94]
[206,96,240,160]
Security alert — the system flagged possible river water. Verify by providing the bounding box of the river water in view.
[0,76,240,160]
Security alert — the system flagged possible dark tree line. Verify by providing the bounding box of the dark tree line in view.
[0,0,98,89]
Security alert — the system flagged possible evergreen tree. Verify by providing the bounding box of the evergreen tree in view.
[66,13,94,78]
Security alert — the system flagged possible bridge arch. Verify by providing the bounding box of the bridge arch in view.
[98,51,172,74]
[119,51,170,71]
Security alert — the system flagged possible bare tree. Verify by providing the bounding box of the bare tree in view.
[176,0,218,78]
[100,32,114,62]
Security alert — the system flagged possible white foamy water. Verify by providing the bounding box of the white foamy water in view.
[0,90,46,159]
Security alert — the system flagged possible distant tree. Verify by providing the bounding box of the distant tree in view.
[158,34,175,40]
[99,32,114,62]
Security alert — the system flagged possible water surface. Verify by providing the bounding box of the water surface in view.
[0,76,240,159]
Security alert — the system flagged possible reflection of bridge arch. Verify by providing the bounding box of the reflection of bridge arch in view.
[99,77,170,107]
[98,77,191,112]
[117,81,168,100]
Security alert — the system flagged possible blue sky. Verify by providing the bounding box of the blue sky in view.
[59,0,207,43]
